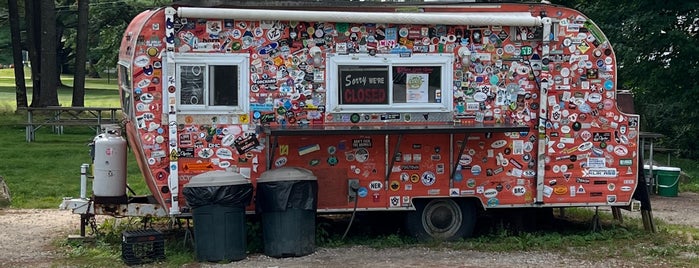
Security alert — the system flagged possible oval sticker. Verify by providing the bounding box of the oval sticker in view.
[483,188,498,198]
[512,186,526,196]
[491,140,507,148]
[369,180,383,191]
[274,156,287,167]
[474,92,488,102]
[577,141,593,151]
[614,145,628,156]
[218,161,231,168]
[588,93,602,103]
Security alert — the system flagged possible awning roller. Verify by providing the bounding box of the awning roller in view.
[177,7,542,27]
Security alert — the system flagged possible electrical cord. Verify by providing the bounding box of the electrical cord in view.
[341,184,360,241]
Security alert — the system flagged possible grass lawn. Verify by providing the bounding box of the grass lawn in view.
[0,68,148,208]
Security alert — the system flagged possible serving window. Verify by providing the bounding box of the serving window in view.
[175,53,249,114]
[328,54,453,113]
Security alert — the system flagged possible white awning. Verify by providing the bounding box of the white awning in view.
[177,7,542,27]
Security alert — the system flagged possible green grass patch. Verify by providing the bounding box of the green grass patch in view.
[0,68,119,113]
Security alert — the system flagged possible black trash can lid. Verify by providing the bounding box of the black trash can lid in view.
[258,167,317,183]
[185,170,251,187]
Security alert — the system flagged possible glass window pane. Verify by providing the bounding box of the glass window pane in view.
[210,65,238,106]
[392,66,442,104]
[338,65,389,105]
[180,65,204,105]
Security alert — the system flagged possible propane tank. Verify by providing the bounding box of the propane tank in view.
[92,126,127,197]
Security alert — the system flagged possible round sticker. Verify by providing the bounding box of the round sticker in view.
[604,80,614,90]
[410,174,420,183]
[355,148,369,163]
[421,171,436,186]
[350,113,361,123]
[357,187,368,197]
[471,165,482,175]
[560,67,570,77]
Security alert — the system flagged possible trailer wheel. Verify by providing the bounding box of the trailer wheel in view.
[405,199,476,241]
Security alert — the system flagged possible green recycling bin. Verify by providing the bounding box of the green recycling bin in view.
[256,167,318,258]
[183,171,253,262]
[655,166,681,197]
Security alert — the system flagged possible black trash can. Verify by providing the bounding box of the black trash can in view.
[183,171,252,262]
[256,167,318,258]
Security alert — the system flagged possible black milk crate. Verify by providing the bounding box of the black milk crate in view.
[121,229,165,265]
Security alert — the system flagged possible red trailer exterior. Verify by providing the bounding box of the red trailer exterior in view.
[117,2,640,239]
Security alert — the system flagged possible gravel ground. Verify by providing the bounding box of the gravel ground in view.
[1,193,698,268]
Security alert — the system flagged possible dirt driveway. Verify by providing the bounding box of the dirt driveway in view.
[1,193,698,267]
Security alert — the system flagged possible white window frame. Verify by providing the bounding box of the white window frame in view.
[174,53,249,114]
[327,54,454,113]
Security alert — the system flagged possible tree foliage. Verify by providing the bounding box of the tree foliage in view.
[556,0,699,158]
[62,0,162,76]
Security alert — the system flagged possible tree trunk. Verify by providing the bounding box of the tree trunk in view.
[38,0,59,107]
[26,0,41,107]
[8,0,28,109]
[72,0,89,107]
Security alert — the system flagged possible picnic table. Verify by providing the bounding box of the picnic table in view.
[24,106,121,142]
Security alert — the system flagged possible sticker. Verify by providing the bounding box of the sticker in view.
[588,93,603,103]
[221,134,236,147]
[327,156,338,166]
[355,148,369,163]
[274,156,288,167]
[483,188,498,198]
[140,93,155,103]
[134,55,150,67]
[299,144,320,156]
[583,168,618,177]
[471,165,482,175]
[491,140,507,148]
[216,148,233,159]
[421,171,436,186]
[369,180,383,191]
[577,141,593,151]
[614,145,628,156]
[390,196,401,207]
[357,187,368,197]
[197,148,214,158]
[390,181,400,191]
[410,174,420,183]
[459,155,473,166]
[554,185,568,195]
[512,186,526,196]
[350,113,361,123]
[473,92,488,102]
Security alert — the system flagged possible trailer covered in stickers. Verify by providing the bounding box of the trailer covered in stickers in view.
[64,1,643,241]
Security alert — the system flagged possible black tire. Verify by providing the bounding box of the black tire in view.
[405,198,476,241]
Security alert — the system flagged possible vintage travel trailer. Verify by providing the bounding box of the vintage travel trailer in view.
[64,1,642,240]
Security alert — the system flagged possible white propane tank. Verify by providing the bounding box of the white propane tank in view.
[92,128,127,197]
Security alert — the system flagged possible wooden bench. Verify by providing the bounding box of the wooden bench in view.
[23,106,122,142]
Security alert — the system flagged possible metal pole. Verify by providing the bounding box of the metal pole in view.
[80,163,89,199]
